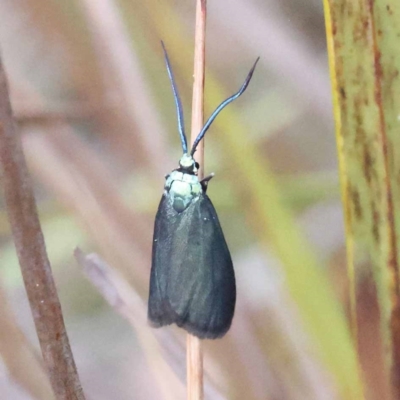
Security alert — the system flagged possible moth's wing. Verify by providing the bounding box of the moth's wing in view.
[167,193,236,339]
[148,194,177,327]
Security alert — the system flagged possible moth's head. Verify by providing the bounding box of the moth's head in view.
[179,153,199,174]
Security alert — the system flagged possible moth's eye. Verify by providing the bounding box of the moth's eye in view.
[195,162,200,169]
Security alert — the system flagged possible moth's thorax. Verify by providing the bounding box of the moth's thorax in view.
[165,170,202,213]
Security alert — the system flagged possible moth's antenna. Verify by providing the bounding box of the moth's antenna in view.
[190,57,260,156]
[161,42,188,154]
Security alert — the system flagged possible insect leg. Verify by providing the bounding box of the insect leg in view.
[200,173,215,192]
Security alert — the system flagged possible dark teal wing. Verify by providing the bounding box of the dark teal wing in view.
[148,194,175,327]
[148,192,236,339]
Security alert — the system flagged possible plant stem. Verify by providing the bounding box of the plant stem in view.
[187,1,206,400]
[0,52,85,400]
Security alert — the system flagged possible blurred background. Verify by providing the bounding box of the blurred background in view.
[0,0,362,399]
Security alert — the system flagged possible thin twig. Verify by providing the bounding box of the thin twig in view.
[0,55,85,399]
[190,0,207,179]
[187,1,206,399]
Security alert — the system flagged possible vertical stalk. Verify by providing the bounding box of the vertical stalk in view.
[187,1,206,400]
[0,54,85,399]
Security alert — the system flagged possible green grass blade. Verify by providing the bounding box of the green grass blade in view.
[324,0,400,397]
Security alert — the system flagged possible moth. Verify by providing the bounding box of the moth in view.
[148,42,259,339]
